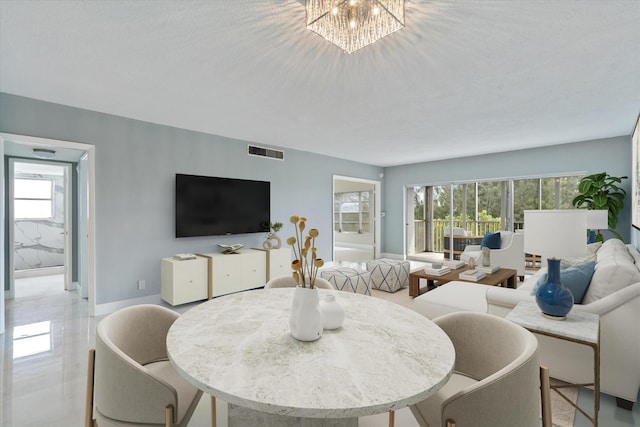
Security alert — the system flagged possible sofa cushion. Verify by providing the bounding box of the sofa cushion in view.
[560,254,596,269]
[481,231,501,249]
[411,281,488,319]
[531,261,595,304]
[582,240,640,304]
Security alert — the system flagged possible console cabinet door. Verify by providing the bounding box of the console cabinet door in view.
[211,254,244,297]
[267,248,292,280]
[160,257,208,305]
[242,250,267,288]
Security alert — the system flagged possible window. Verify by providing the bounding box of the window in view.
[334,191,371,233]
[14,178,54,219]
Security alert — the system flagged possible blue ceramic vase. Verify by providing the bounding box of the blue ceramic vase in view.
[535,258,574,319]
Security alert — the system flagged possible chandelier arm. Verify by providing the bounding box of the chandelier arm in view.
[375,1,405,27]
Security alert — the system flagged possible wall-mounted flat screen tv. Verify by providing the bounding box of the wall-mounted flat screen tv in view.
[175,174,270,238]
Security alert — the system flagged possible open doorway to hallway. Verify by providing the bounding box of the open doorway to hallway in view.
[10,160,72,296]
[332,175,381,264]
[1,132,96,335]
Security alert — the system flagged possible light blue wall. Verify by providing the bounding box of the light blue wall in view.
[382,136,632,255]
[0,94,383,305]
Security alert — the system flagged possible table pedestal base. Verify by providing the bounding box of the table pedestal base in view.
[229,404,358,427]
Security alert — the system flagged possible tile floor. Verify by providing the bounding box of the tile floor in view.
[1,274,639,427]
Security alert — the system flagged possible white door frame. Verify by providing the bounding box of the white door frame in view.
[0,133,96,335]
[332,175,382,261]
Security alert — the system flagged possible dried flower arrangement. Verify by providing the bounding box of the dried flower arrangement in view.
[286,216,324,288]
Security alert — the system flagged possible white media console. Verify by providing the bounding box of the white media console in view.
[161,247,292,306]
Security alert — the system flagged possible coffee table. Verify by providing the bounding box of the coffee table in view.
[409,265,517,297]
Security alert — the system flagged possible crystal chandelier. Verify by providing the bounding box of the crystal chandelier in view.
[306,0,405,54]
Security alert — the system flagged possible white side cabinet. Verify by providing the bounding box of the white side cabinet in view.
[161,256,208,306]
[264,247,292,280]
[202,250,267,298]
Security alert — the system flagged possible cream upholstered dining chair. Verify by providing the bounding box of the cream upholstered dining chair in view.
[409,312,541,427]
[265,275,335,289]
[85,304,215,427]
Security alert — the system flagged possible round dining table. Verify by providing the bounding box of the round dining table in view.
[166,288,455,427]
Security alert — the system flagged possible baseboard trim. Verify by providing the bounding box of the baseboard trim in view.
[94,294,163,317]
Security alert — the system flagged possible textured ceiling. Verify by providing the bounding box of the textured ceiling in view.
[1,1,639,167]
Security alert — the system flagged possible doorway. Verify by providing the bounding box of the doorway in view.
[1,133,95,335]
[332,175,381,263]
[8,160,72,297]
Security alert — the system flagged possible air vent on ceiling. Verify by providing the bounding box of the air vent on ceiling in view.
[248,145,284,160]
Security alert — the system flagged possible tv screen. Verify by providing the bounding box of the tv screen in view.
[175,174,270,238]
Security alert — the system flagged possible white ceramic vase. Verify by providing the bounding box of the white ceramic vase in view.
[289,286,323,341]
[482,247,491,267]
[262,233,282,249]
[319,294,344,330]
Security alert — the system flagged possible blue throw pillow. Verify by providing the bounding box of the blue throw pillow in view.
[530,261,596,304]
[480,231,501,249]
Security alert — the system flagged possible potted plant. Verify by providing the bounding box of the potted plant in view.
[572,172,627,241]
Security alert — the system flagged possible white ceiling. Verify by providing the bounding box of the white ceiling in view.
[1,1,639,167]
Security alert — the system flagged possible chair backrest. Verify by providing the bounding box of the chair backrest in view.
[94,304,181,425]
[97,304,177,365]
[433,311,539,426]
[435,311,536,379]
[265,275,334,289]
[497,230,514,249]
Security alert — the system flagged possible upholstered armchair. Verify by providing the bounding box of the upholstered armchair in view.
[85,304,215,427]
[410,312,541,427]
[265,275,334,289]
[460,230,525,279]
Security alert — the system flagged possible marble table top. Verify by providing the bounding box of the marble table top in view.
[506,301,599,344]
[167,288,455,419]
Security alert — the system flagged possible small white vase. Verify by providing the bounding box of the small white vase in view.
[262,232,282,249]
[482,247,491,267]
[319,294,344,330]
[289,286,323,341]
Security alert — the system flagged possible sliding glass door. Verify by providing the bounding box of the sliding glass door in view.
[408,174,583,259]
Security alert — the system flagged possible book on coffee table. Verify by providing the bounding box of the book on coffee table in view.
[476,265,500,274]
[424,266,451,276]
[458,269,486,281]
[443,260,465,269]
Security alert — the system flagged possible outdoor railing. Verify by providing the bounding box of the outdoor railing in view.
[413,220,524,254]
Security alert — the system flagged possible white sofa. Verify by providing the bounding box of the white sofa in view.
[460,230,525,279]
[412,238,640,408]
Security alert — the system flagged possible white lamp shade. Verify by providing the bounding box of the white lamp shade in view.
[524,210,588,260]
[587,210,608,229]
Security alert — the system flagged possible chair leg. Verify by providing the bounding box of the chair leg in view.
[165,404,174,427]
[211,396,217,427]
[388,410,394,427]
[85,349,96,427]
[540,366,552,427]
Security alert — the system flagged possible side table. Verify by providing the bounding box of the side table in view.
[506,301,600,427]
